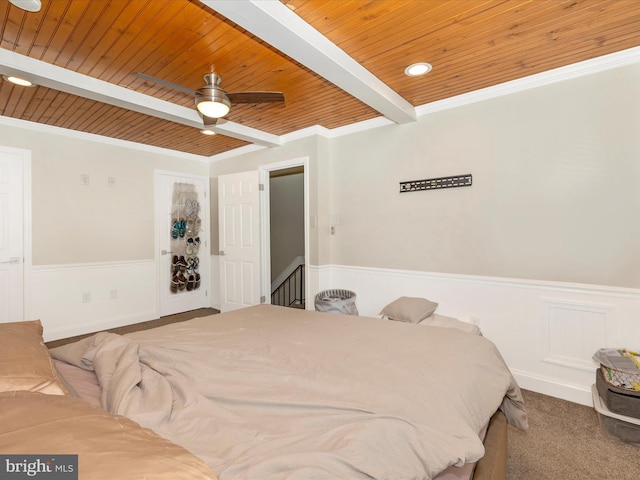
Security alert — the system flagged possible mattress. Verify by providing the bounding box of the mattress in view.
[51,305,526,479]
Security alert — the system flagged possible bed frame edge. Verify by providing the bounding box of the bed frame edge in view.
[471,411,508,480]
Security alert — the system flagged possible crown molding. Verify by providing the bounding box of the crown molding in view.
[4,45,640,164]
[417,45,640,116]
[0,116,210,163]
[210,45,640,161]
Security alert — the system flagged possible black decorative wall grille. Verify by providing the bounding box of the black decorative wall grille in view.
[400,174,472,193]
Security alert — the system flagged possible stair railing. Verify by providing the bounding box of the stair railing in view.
[271,263,305,307]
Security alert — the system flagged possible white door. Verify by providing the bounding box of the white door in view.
[0,147,25,323]
[156,172,210,317]
[218,170,261,312]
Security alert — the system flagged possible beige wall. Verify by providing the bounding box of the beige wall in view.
[270,172,305,282]
[328,63,640,288]
[206,62,640,289]
[0,125,208,265]
[5,59,638,290]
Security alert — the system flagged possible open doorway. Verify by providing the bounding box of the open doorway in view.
[259,157,308,310]
[269,166,305,308]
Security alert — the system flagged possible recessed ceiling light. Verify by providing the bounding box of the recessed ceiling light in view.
[201,129,216,136]
[404,62,433,77]
[8,0,41,12]
[2,75,36,87]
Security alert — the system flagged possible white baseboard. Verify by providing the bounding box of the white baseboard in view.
[512,370,592,407]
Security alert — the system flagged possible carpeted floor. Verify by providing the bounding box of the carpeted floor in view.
[508,389,639,479]
[47,309,640,479]
[46,308,219,349]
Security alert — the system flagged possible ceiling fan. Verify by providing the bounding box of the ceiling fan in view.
[133,71,285,126]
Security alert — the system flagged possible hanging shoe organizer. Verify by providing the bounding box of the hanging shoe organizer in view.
[169,182,202,294]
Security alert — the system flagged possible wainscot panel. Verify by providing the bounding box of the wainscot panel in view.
[31,261,158,341]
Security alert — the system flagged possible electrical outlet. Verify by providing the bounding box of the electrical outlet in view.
[110,289,118,300]
[82,292,91,303]
[107,177,116,188]
[80,174,90,186]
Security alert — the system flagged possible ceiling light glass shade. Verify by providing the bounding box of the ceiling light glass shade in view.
[405,62,433,76]
[9,0,41,12]
[195,86,231,118]
[3,75,35,87]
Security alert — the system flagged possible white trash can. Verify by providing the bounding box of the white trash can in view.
[314,289,358,315]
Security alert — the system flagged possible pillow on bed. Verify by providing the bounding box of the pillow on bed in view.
[420,314,482,336]
[379,296,439,323]
[0,390,217,480]
[0,319,69,395]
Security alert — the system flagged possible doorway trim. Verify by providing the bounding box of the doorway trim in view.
[0,146,32,321]
[258,156,309,308]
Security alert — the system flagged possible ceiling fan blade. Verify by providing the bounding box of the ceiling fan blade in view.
[227,91,285,104]
[132,72,196,96]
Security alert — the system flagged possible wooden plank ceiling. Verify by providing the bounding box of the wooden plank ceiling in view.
[0,0,639,157]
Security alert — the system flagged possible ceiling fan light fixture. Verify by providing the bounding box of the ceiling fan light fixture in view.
[196,99,230,118]
[195,79,231,118]
[201,129,216,135]
[405,62,432,77]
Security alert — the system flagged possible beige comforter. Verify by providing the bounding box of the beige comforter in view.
[51,305,527,480]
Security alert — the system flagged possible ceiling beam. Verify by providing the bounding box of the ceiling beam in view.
[0,48,282,148]
[201,0,417,125]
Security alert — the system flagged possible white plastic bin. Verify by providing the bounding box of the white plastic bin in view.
[592,384,640,445]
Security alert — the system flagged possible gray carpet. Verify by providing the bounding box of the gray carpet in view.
[508,389,639,479]
[46,308,219,349]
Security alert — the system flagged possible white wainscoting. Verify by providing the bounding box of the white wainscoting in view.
[43,257,626,400]
[306,264,640,407]
[32,260,158,341]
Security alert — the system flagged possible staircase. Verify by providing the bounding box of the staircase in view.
[271,261,305,309]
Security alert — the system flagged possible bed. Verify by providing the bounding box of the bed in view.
[1,303,527,480]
